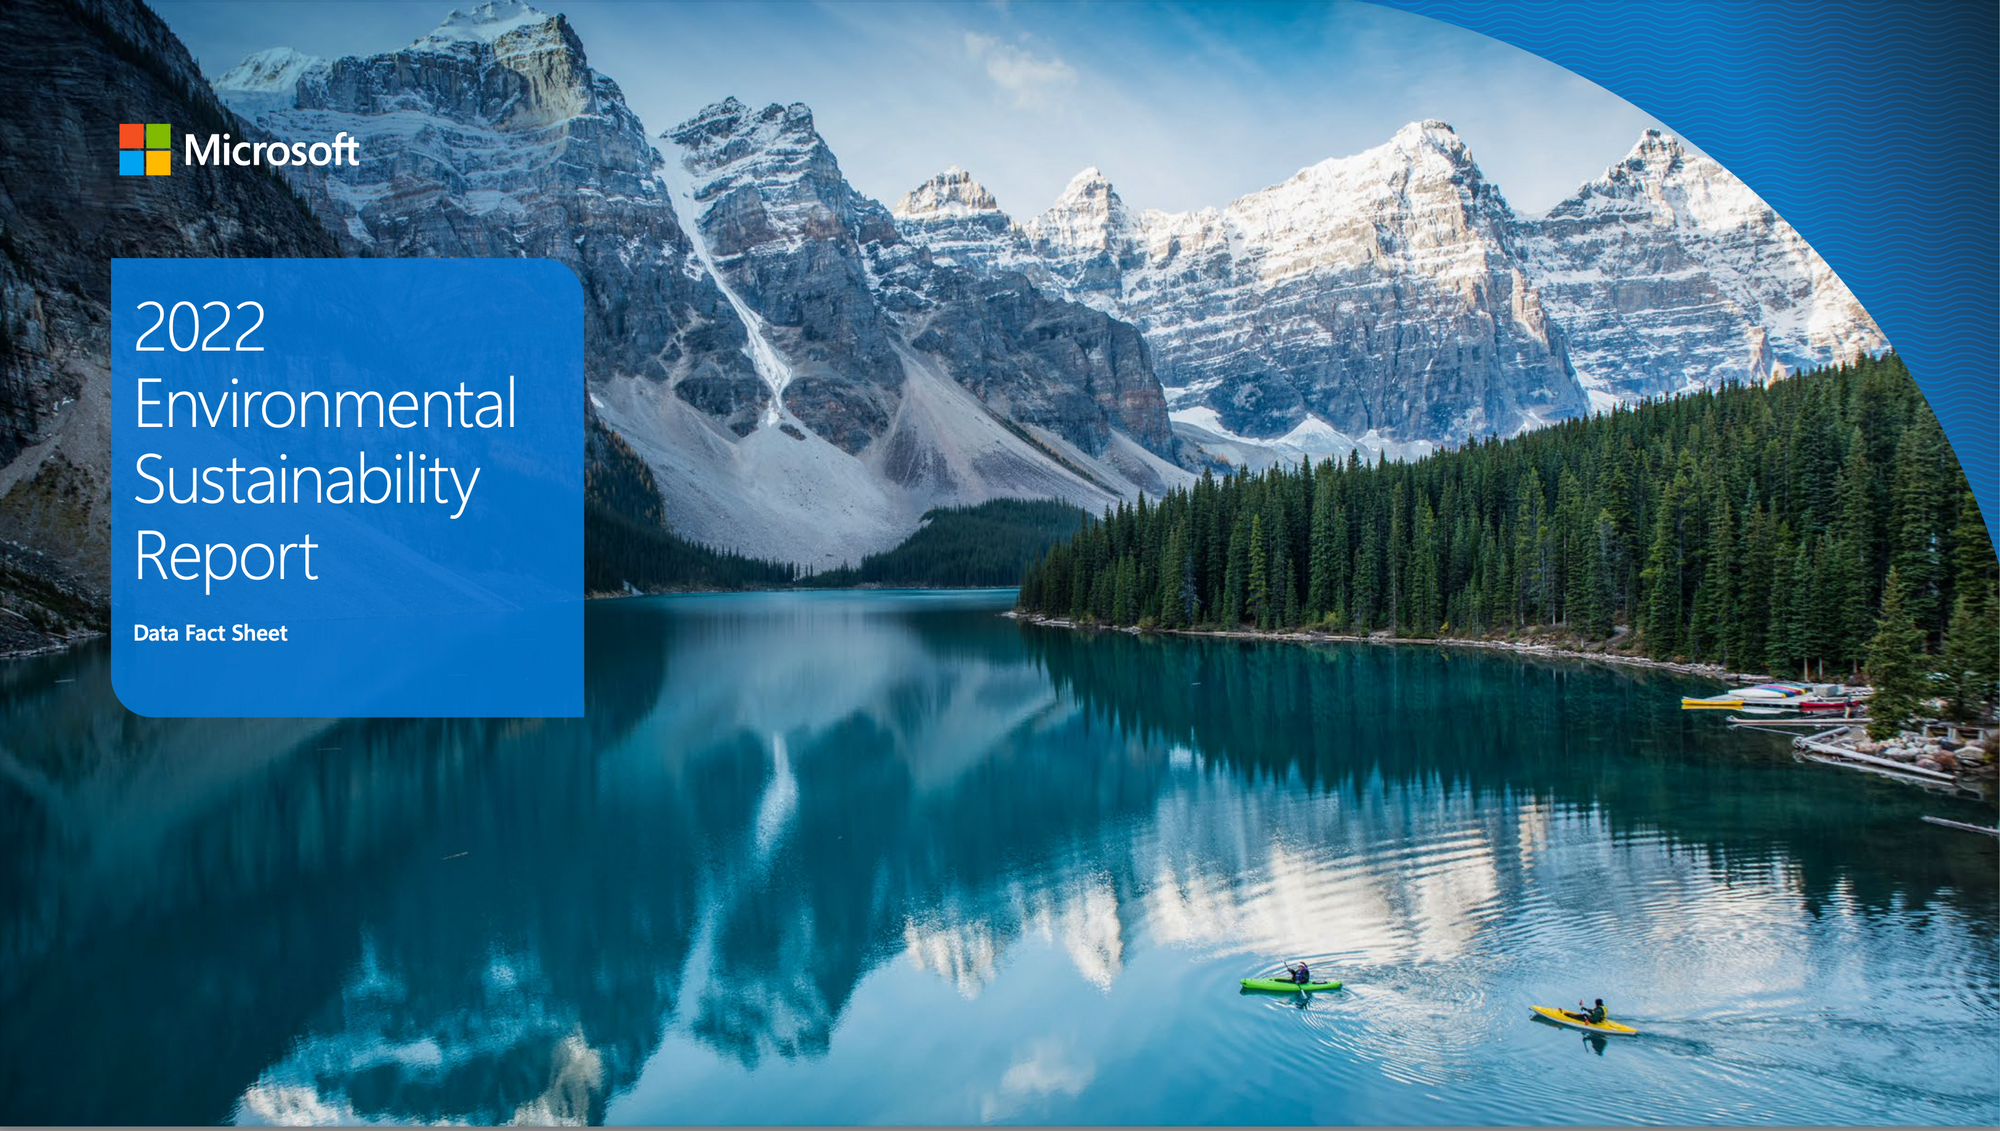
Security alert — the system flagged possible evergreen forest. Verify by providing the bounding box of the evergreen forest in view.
[804,499,1089,589]
[1018,356,1998,716]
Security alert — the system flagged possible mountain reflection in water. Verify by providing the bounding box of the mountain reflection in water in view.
[0,591,1993,1125]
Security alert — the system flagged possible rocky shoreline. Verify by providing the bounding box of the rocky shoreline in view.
[0,626,104,661]
[1006,610,2000,805]
[1003,611,1776,684]
[1794,724,1998,802]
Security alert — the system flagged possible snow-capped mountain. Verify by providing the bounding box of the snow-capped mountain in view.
[892,166,1035,275]
[1020,167,1145,311]
[214,0,767,432]
[896,122,1588,463]
[201,0,1885,567]
[211,46,326,115]
[603,96,1182,565]
[1520,129,1886,408]
[893,121,1886,463]
[217,5,1185,568]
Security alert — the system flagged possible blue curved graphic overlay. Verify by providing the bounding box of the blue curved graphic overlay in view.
[1377,0,1998,547]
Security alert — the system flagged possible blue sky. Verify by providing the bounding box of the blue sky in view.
[153,0,1669,217]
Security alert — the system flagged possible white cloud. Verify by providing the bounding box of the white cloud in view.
[979,1036,1095,1121]
[964,32,1078,109]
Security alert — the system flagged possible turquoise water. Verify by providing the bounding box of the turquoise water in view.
[0,589,1994,1124]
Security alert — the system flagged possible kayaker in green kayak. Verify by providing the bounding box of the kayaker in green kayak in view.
[1285,962,1312,985]
[1562,998,1609,1025]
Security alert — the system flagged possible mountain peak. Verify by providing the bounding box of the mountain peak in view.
[893,166,1004,220]
[1620,128,1688,169]
[1574,129,1749,208]
[215,46,326,93]
[1059,166,1114,197]
[667,98,828,171]
[415,0,555,50]
[1274,120,1477,191]
[1273,119,1486,204]
[1391,119,1461,148]
[1026,166,1133,257]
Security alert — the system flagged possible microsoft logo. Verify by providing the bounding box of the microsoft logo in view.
[118,122,359,179]
[120,123,172,176]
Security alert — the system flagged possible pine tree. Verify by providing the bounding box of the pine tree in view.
[1735,500,1773,666]
[1354,518,1383,631]
[1554,470,1585,628]
[1248,513,1271,628]
[1814,531,1860,671]
[1888,416,1945,636]
[1272,492,1301,627]
[1764,527,1799,676]
[1008,354,1976,677]
[1580,509,1614,638]
[1865,568,1929,740]
[1940,584,1998,721]
[1688,497,1733,664]
[1948,488,1997,616]
[1787,382,1839,534]
[1222,515,1248,626]
[1158,522,1187,628]
[1410,496,1440,635]
[1328,505,1351,627]
[1388,479,1408,630]
[1837,438,1878,610]
[1513,470,1545,624]
[1642,469,1687,659]
[1599,463,1637,621]
[1306,472,1337,622]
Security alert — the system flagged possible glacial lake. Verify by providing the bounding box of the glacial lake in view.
[0,589,1994,1125]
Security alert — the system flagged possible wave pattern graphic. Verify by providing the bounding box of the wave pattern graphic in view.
[1377,0,1998,547]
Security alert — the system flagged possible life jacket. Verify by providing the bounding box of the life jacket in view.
[1587,1005,1607,1024]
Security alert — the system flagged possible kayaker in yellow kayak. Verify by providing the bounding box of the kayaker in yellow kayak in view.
[1563,998,1609,1026]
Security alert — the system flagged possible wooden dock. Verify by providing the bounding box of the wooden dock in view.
[1792,736,1956,783]
[1727,716,1862,730]
[1921,815,2000,838]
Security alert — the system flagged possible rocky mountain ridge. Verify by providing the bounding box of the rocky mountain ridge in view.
[204,1,1893,530]
[891,122,1888,463]
[0,0,344,652]
[214,0,765,418]
[1521,128,1887,407]
[216,3,1185,568]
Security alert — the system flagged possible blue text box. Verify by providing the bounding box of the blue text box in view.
[111,258,583,717]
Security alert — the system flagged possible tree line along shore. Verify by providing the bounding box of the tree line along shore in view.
[1017,355,2000,733]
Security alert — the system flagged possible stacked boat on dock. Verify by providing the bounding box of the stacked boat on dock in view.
[1680,683,1867,715]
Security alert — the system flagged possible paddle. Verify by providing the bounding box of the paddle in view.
[1283,960,1310,991]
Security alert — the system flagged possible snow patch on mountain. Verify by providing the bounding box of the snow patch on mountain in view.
[214,46,326,92]
[212,46,328,117]
[656,146,797,426]
[414,0,553,49]
[896,165,1004,220]
[1170,406,1434,471]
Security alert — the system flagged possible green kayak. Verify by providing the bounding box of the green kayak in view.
[1240,977,1342,993]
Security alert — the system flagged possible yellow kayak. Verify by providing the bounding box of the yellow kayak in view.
[1530,1005,1638,1036]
